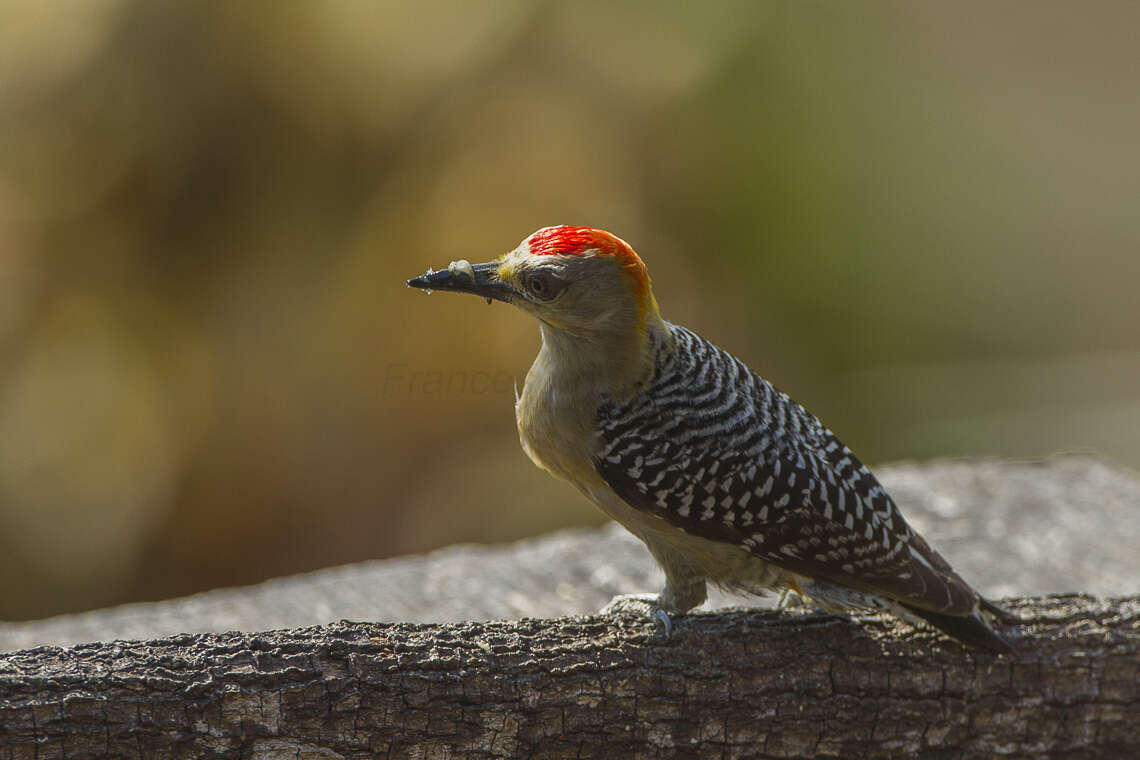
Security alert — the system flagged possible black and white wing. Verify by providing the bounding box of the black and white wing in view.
[593,325,978,616]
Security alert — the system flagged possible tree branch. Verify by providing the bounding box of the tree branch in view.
[2,594,1137,759]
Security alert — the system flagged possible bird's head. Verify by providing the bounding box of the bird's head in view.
[407,226,662,343]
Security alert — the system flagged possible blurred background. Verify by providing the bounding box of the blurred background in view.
[1,0,1138,621]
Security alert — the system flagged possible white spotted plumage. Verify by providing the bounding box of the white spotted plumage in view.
[594,323,996,624]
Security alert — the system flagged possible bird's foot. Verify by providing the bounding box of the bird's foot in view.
[776,588,816,614]
[600,593,674,638]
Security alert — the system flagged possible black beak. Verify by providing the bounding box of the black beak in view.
[406,261,514,304]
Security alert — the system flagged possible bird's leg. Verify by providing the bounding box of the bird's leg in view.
[776,588,816,613]
[601,565,707,638]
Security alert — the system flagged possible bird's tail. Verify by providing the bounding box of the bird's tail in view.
[899,602,1015,655]
[979,596,1022,625]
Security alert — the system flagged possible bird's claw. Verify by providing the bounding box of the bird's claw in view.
[776,588,814,613]
[601,593,674,639]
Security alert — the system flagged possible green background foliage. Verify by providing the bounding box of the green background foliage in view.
[1,1,1137,619]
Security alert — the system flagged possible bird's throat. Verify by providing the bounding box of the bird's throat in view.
[514,318,662,488]
[536,314,665,394]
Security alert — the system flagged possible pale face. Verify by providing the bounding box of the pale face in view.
[493,248,644,338]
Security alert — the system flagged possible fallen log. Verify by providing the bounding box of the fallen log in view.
[1,594,1137,759]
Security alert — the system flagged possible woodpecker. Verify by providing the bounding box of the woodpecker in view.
[407,226,1014,654]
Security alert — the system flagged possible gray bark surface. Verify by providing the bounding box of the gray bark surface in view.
[1,595,1138,759]
[2,456,1137,652]
[1,456,1138,758]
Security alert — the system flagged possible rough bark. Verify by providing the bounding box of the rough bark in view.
[2,457,1138,757]
[1,594,1137,759]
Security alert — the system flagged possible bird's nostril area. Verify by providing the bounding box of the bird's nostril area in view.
[447,259,475,283]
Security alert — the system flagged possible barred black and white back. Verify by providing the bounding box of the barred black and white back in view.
[594,324,1012,652]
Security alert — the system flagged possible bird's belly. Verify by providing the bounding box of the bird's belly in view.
[584,484,805,595]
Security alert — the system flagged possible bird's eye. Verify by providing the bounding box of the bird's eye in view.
[526,272,563,300]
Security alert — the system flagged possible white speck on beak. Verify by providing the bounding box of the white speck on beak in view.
[417,266,436,295]
[448,259,476,282]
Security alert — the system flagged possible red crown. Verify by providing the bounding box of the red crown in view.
[526,226,651,309]
[526,226,634,259]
